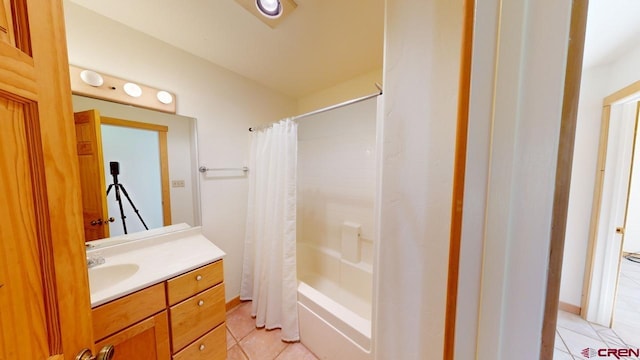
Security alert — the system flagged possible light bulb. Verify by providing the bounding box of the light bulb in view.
[256,0,282,18]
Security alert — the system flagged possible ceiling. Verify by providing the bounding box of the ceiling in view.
[66,0,385,99]
[583,0,640,70]
[66,0,639,98]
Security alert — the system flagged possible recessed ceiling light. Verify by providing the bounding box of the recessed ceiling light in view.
[256,0,282,18]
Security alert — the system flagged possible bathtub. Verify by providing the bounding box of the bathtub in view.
[297,243,373,360]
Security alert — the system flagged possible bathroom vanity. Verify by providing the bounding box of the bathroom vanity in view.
[86,226,226,360]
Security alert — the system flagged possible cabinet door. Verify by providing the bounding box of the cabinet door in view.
[95,312,171,360]
[0,0,94,359]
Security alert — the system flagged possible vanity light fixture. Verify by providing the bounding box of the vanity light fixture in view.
[256,0,282,18]
[123,82,143,98]
[79,69,104,87]
[156,90,173,105]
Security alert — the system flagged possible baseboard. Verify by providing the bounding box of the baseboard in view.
[558,301,581,315]
[226,296,242,311]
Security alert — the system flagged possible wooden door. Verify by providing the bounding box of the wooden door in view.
[75,109,110,241]
[0,0,95,359]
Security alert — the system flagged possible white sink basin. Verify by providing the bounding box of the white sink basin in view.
[89,264,140,293]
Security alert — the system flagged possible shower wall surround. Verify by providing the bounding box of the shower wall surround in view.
[297,97,378,271]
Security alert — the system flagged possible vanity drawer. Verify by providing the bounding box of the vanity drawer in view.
[166,260,223,305]
[92,283,166,341]
[169,283,225,352]
[172,323,227,360]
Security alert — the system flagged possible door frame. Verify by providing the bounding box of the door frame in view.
[538,0,589,358]
[581,81,640,324]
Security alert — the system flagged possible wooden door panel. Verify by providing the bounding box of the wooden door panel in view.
[0,0,95,358]
[75,109,109,240]
[0,0,15,45]
[0,96,49,360]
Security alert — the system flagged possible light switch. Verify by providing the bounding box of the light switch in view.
[171,180,185,188]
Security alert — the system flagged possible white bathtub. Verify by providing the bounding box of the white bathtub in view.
[297,243,373,360]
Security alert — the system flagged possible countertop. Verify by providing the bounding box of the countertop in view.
[86,225,225,307]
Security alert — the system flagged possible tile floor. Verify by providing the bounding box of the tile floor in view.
[612,256,640,346]
[224,259,640,360]
[554,256,640,359]
[225,301,318,360]
[553,311,633,359]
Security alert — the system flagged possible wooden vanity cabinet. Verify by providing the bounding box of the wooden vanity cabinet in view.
[167,260,227,359]
[91,260,227,360]
[95,312,171,359]
[92,283,170,359]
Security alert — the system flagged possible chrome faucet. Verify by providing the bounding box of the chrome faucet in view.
[86,253,105,268]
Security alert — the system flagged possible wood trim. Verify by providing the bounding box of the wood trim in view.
[444,0,474,357]
[581,106,611,314]
[540,1,588,359]
[24,101,63,354]
[159,131,171,226]
[604,79,640,106]
[0,41,37,100]
[0,0,16,47]
[101,116,168,133]
[558,301,581,315]
[10,0,31,55]
[225,296,242,312]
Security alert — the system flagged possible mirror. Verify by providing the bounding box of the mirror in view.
[72,94,201,241]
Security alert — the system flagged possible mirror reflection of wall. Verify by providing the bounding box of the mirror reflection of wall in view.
[102,125,163,236]
[72,95,201,241]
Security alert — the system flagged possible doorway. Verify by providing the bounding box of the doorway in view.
[554,84,640,359]
[582,93,640,344]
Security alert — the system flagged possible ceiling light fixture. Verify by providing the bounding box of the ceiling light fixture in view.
[156,90,173,105]
[123,82,142,98]
[256,0,282,18]
[79,69,104,87]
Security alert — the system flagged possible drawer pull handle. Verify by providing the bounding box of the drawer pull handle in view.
[196,275,203,281]
[199,344,205,351]
[198,300,205,306]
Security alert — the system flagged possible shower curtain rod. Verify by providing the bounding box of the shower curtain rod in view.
[249,85,382,132]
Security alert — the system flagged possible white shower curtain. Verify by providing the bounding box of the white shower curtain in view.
[240,118,299,341]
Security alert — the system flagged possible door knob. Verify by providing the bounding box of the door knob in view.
[75,345,115,360]
[91,218,114,226]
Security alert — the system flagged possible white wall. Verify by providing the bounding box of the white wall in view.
[64,1,297,301]
[560,65,610,306]
[561,39,640,307]
[297,69,382,114]
[374,0,462,358]
[101,125,163,236]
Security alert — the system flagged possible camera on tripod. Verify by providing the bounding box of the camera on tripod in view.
[106,161,148,234]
